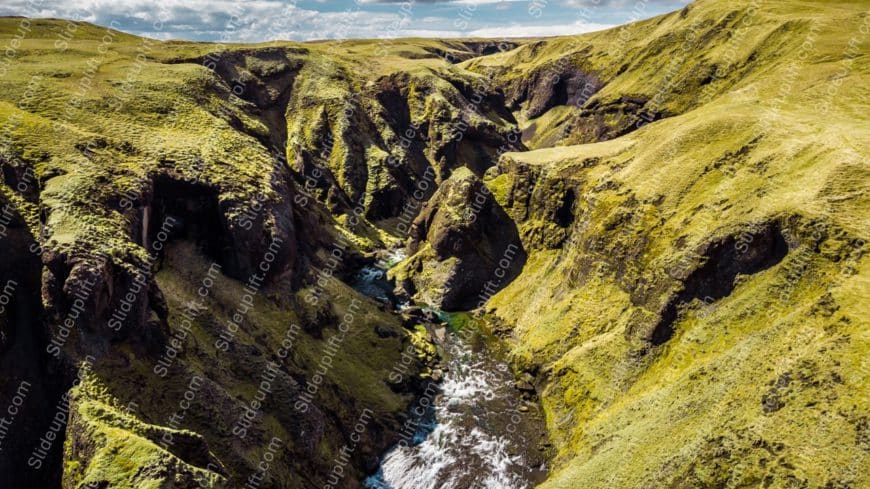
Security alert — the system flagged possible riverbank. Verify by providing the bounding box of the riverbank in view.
[350,252,550,488]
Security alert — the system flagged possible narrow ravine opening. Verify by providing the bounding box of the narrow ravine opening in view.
[555,189,576,228]
[0,205,67,488]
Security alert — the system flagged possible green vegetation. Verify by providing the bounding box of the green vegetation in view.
[0,17,440,488]
[65,364,225,488]
[0,0,867,486]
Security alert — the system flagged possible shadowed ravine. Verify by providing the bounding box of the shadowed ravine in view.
[350,252,549,489]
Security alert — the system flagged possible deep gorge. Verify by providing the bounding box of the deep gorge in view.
[0,1,867,488]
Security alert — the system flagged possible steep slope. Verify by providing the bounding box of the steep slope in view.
[466,0,868,151]
[476,1,869,487]
[390,167,526,311]
[0,20,464,488]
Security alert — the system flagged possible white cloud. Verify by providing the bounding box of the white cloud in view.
[0,0,669,41]
[357,0,526,4]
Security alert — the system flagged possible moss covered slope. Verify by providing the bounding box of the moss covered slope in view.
[481,1,869,487]
[0,18,457,488]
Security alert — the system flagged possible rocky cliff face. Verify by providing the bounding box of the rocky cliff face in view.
[0,191,66,487]
[0,27,443,488]
[286,58,524,223]
[391,167,526,311]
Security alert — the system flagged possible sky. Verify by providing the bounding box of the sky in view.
[1,0,688,42]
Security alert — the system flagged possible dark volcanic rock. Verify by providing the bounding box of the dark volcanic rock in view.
[644,221,790,346]
[506,66,603,119]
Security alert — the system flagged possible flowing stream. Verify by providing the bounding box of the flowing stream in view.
[350,250,549,489]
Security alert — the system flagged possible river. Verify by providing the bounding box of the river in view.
[350,250,549,489]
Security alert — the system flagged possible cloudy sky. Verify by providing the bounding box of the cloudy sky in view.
[2,0,688,41]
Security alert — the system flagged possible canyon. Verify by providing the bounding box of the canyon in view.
[0,0,867,488]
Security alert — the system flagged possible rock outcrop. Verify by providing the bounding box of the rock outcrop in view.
[391,168,526,311]
[1,3,868,488]
[501,61,603,120]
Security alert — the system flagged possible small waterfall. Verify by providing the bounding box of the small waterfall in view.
[350,249,406,304]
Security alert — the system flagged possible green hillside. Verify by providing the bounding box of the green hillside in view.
[475,0,869,487]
